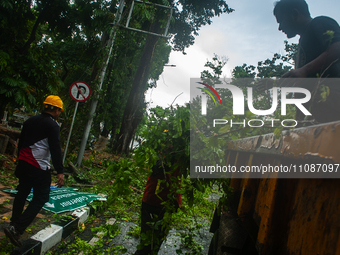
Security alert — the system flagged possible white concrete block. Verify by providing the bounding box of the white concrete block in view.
[72,207,90,226]
[107,218,116,225]
[31,224,63,255]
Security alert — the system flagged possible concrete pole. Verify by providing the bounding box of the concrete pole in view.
[76,0,125,167]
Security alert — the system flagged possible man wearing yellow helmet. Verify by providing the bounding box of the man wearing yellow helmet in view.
[5,95,64,247]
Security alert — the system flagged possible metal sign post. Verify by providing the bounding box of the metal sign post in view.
[63,81,91,165]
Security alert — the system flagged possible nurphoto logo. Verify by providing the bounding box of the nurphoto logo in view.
[194,78,312,128]
[200,82,311,116]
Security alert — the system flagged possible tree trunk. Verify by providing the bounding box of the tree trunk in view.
[113,27,160,154]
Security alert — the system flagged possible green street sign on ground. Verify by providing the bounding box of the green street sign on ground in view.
[3,187,106,214]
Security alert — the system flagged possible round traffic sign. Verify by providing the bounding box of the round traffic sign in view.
[69,81,91,102]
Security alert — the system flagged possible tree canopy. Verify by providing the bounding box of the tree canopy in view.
[0,0,235,160]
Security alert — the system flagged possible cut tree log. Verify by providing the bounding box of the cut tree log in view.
[0,126,21,140]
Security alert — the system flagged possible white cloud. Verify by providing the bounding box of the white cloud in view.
[146,0,340,109]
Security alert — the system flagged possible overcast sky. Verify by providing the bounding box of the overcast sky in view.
[145,0,340,109]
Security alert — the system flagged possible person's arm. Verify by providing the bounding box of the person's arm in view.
[282,41,340,78]
[57,174,64,187]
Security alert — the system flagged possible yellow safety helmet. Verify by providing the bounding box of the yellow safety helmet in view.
[43,95,64,111]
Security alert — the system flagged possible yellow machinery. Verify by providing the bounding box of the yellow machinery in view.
[218,121,340,255]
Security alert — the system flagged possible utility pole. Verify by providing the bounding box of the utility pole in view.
[76,0,173,166]
[76,0,125,167]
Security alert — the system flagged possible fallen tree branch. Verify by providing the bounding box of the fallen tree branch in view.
[67,162,95,185]
[109,178,143,194]
[129,186,143,194]
[70,183,95,187]
[82,166,91,171]
[92,162,106,169]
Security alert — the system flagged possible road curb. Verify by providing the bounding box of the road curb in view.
[11,205,98,255]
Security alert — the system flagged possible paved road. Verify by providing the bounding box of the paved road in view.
[50,217,213,254]
[111,220,213,254]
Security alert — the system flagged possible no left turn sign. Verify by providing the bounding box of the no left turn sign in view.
[69,81,91,102]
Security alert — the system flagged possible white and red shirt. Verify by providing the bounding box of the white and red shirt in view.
[18,112,64,174]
